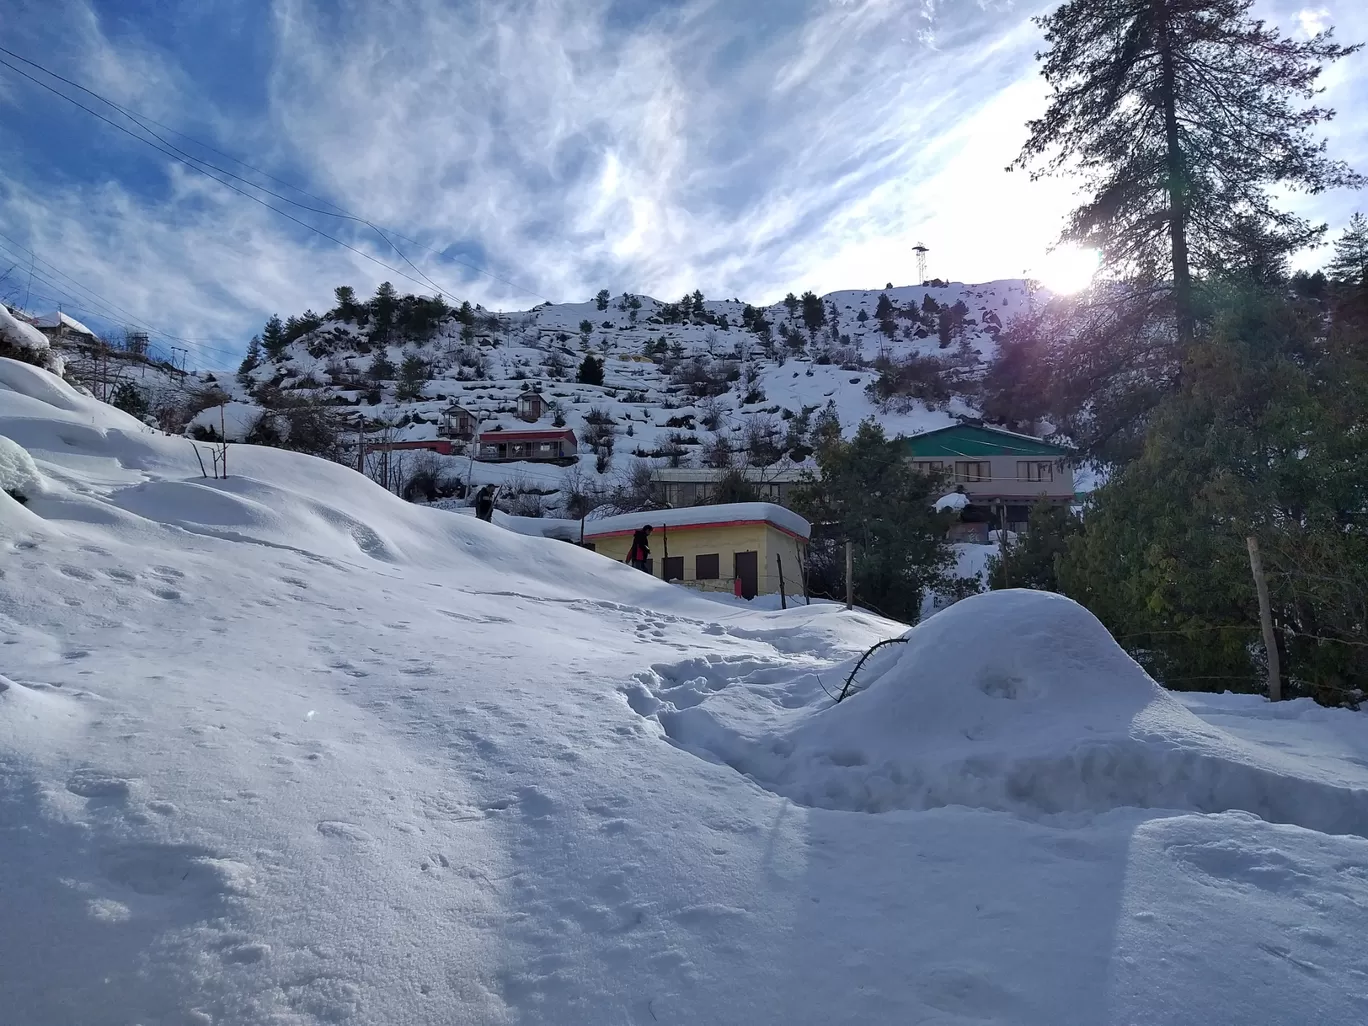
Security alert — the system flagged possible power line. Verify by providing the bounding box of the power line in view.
[0,232,241,362]
[0,45,550,303]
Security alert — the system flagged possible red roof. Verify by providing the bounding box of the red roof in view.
[480,428,577,444]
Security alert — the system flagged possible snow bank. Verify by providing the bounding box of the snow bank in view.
[584,501,811,540]
[654,590,1368,836]
[0,305,64,375]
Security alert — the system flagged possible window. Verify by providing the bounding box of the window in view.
[695,553,720,580]
[954,461,990,482]
[663,556,684,581]
[1017,461,1054,482]
[912,460,945,476]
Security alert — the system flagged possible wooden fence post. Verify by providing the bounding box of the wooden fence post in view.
[1245,535,1282,702]
[777,554,787,610]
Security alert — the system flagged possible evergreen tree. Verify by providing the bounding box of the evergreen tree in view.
[783,293,800,319]
[875,293,894,320]
[261,315,288,360]
[1017,0,1362,332]
[691,290,706,318]
[368,351,397,382]
[937,309,953,349]
[1327,213,1368,286]
[579,319,594,338]
[577,354,605,386]
[371,282,398,343]
[237,335,263,386]
[333,285,360,322]
[109,381,148,420]
[595,289,611,311]
[790,419,959,622]
[987,501,1080,591]
[395,354,428,400]
[1059,288,1368,701]
[857,308,869,323]
[801,291,826,332]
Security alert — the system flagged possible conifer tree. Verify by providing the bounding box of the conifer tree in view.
[875,293,894,320]
[261,315,287,360]
[783,293,800,319]
[577,354,605,386]
[595,289,610,311]
[801,291,826,331]
[237,335,263,385]
[1017,0,1362,330]
[1328,213,1368,286]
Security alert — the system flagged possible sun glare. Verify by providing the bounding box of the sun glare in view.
[1035,246,1100,294]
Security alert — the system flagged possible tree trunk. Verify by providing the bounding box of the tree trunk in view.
[1158,7,1194,340]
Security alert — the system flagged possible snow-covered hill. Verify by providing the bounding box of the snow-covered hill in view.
[4,355,1368,1025]
[212,280,1040,508]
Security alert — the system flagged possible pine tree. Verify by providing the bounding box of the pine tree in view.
[875,293,893,320]
[368,351,396,383]
[1017,0,1362,330]
[237,335,263,386]
[577,354,605,386]
[783,293,800,319]
[595,289,610,311]
[801,291,826,331]
[579,319,594,338]
[371,282,398,343]
[937,309,953,349]
[261,315,287,360]
[691,290,706,318]
[333,286,359,321]
[1328,213,1368,286]
[396,354,428,400]
[790,419,960,622]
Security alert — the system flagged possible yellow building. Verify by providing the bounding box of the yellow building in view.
[582,502,810,601]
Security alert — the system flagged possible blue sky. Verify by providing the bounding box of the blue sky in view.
[1,0,1365,364]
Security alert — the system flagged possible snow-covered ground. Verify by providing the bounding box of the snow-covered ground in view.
[4,356,1367,1025]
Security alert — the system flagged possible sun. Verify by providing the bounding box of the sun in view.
[1035,245,1100,294]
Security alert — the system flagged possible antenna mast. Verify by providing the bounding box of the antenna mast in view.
[912,242,929,285]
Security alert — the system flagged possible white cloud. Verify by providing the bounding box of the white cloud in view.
[1,0,1365,351]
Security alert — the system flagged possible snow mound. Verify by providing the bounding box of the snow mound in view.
[644,590,1368,835]
[0,433,43,500]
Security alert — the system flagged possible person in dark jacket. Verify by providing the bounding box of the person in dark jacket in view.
[474,485,496,522]
[625,524,653,571]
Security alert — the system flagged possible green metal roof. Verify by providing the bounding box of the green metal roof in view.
[903,423,1070,459]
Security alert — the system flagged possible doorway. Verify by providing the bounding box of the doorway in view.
[733,551,758,599]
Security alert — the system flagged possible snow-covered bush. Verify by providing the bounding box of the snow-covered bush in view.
[0,434,43,504]
[0,305,65,376]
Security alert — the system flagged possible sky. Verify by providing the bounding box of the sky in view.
[1,0,1366,365]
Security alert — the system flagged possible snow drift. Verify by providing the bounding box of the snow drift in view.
[650,590,1368,835]
[5,354,1368,1026]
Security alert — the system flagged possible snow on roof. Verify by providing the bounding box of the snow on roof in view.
[934,491,970,512]
[0,305,64,375]
[33,311,97,336]
[583,501,810,540]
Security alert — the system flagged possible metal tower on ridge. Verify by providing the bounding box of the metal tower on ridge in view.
[913,242,929,285]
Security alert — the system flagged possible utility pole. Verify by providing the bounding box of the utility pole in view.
[356,413,366,474]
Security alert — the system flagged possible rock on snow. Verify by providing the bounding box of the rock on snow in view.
[3,355,1368,1026]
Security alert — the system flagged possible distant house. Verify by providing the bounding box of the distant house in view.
[478,426,577,463]
[517,389,548,423]
[647,465,809,509]
[33,311,97,342]
[582,502,810,601]
[904,423,1074,542]
[437,403,479,442]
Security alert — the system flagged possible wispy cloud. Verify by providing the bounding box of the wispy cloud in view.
[0,0,1365,355]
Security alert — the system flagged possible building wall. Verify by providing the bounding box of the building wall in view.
[584,521,807,599]
[909,454,1075,502]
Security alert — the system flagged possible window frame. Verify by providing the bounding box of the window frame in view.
[954,460,990,483]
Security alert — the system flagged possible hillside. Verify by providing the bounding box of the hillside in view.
[184,279,1040,511]
[5,355,1368,1024]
